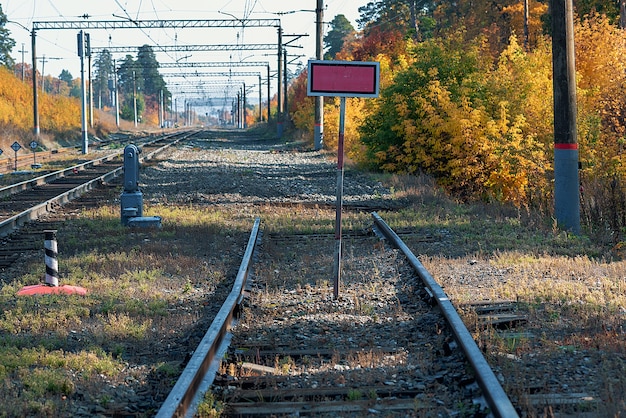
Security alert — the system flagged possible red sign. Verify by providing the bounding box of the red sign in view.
[307,60,380,98]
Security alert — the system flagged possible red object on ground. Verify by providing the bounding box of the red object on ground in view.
[17,284,88,296]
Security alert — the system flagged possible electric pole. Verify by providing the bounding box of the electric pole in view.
[314,0,324,150]
[551,0,580,234]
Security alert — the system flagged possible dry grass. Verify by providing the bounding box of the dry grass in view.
[1,159,625,415]
[0,201,254,416]
[381,174,625,416]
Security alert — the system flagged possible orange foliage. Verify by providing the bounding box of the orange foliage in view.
[574,13,626,180]
[338,26,408,62]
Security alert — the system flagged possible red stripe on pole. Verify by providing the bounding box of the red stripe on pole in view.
[555,143,578,150]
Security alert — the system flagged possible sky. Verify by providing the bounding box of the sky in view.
[2,0,368,102]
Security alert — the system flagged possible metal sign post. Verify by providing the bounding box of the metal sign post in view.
[307,60,380,299]
[333,96,347,300]
[30,141,38,165]
[77,30,90,155]
[11,141,21,171]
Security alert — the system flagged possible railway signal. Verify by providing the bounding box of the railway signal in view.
[120,144,162,228]
[77,30,90,155]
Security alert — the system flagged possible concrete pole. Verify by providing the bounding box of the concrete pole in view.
[114,60,120,128]
[267,64,271,123]
[89,53,93,128]
[243,82,247,129]
[277,26,283,137]
[31,30,40,138]
[551,0,580,234]
[259,75,262,121]
[21,43,26,81]
[314,0,324,150]
[283,49,288,127]
[133,71,138,127]
[79,31,89,154]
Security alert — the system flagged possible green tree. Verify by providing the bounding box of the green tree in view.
[93,49,114,108]
[136,45,169,122]
[357,0,437,40]
[117,54,140,97]
[136,45,167,98]
[324,14,356,59]
[117,55,144,122]
[58,69,73,84]
[0,5,16,68]
[57,69,73,96]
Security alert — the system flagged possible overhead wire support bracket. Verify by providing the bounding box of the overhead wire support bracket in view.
[283,34,308,47]
[159,61,270,68]
[161,71,262,78]
[91,44,277,53]
[32,19,281,31]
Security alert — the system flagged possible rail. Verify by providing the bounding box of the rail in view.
[0,132,191,238]
[371,212,519,418]
[158,213,518,417]
[0,131,189,200]
[156,217,261,418]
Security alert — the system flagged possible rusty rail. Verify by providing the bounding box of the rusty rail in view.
[371,212,519,418]
[156,217,261,418]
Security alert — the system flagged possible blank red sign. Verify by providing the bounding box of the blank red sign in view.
[307,60,380,98]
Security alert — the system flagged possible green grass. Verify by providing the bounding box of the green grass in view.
[0,203,253,415]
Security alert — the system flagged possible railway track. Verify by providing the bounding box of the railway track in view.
[0,130,156,175]
[156,213,519,417]
[0,129,198,241]
[2,128,614,416]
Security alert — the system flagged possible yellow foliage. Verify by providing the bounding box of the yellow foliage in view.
[0,67,34,127]
[0,66,81,134]
[573,12,626,182]
[323,97,368,161]
[502,0,548,49]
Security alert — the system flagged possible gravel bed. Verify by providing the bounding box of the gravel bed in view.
[212,232,487,416]
[2,129,623,417]
[139,130,624,417]
[140,132,397,209]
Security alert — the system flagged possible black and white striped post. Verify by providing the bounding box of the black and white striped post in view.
[17,230,87,296]
[44,230,59,287]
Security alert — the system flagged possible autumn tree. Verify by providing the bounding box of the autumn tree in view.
[359,29,554,205]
